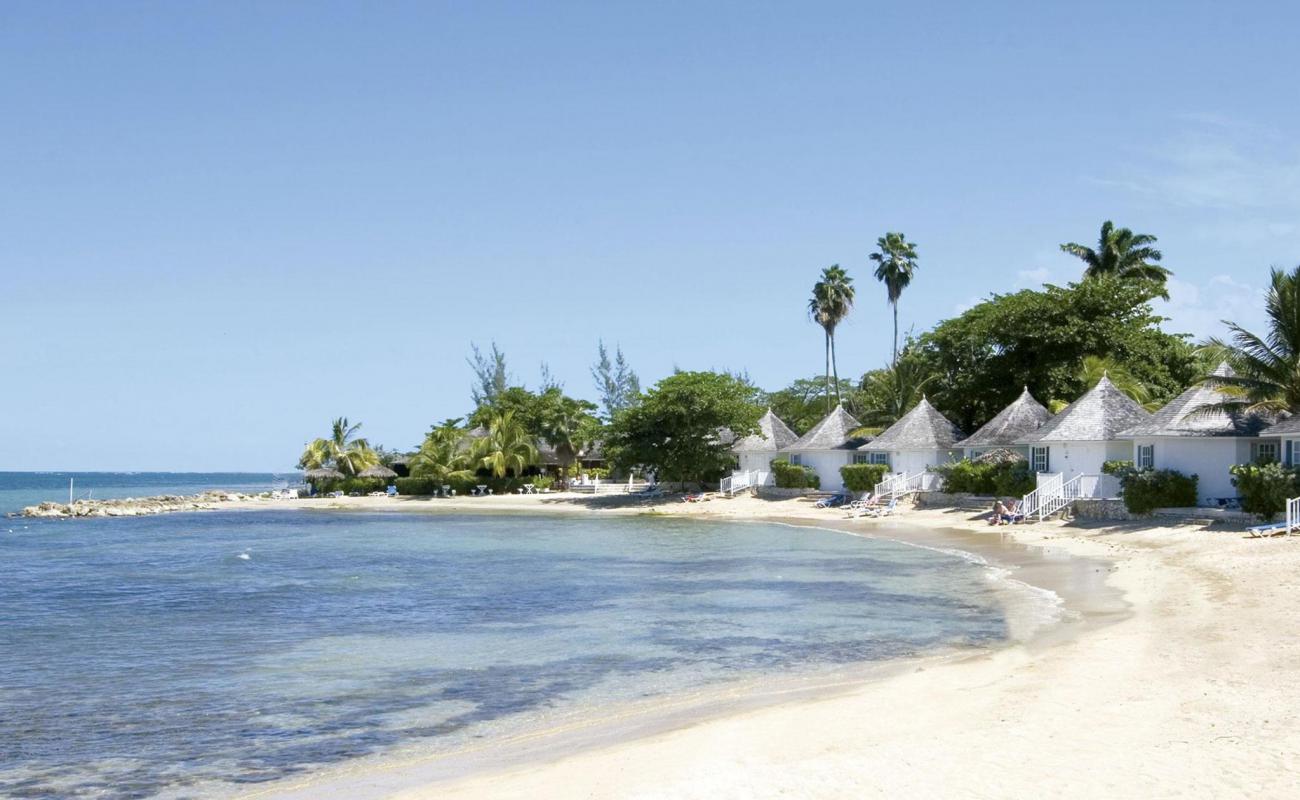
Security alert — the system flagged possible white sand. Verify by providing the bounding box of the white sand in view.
[234,492,1300,799]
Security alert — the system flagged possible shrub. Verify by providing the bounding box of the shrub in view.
[1117,469,1198,515]
[1230,463,1300,521]
[584,467,610,479]
[394,477,439,496]
[1102,460,1135,477]
[530,475,555,490]
[840,463,890,492]
[771,458,820,490]
[935,459,1035,497]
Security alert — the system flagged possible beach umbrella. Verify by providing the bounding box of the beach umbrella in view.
[358,464,398,480]
[304,467,345,482]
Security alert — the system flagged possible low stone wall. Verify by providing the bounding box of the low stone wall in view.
[755,486,820,499]
[915,491,997,510]
[1073,498,1135,521]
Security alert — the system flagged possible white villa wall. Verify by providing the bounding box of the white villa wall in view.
[786,450,852,492]
[1132,437,1256,504]
[737,451,776,474]
[890,448,961,475]
[1037,441,1131,481]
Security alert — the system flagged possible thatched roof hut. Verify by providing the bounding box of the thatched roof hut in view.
[304,467,345,482]
[359,464,399,480]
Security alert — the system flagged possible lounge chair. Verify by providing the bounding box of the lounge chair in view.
[1002,500,1025,524]
[682,492,708,503]
[1247,521,1291,538]
[631,485,665,499]
[386,485,398,497]
[844,495,882,518]
[863,498,897,518]
[815,492,849,509]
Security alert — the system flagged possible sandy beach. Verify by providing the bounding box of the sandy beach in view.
[214,491,1300,799]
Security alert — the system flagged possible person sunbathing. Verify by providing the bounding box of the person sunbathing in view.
[989,499,1007,526]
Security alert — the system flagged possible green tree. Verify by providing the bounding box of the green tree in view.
[764,376,865,434]
[913,277,1197,431]
[538,393,602,478]
[468,341,510,407]
[1203,265,1300,414]
[1076,355,1156,410]
[858,347,939,427]
[605,371,762,488]
[471,410,539,484]
[591,341,641,419]
[297,417,379,476]
[808,264,855,411]
[1061,220,1171,298]
[410,418,476,485]
[870,232,919,366]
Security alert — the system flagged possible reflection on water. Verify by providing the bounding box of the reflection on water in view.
[0,512,1008,798]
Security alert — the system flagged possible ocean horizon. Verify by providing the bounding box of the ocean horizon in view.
[0,471,297,516]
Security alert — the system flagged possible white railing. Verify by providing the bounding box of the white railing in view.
[1022,473,1064,521]
[721,470,771,497]
[871,472,940,502]
[1288,496,1300,536]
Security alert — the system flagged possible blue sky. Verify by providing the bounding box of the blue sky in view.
[3,1,1298,471]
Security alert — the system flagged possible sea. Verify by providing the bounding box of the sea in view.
[0,471,293,516]
[0,473,1021,799]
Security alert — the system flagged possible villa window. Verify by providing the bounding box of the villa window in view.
[1031,446,1050,473]
[1256,441,1279,465]
[869,452,890,466]
[1137,444,1155,470]
[852,453,870,464]
[789,454,802,466]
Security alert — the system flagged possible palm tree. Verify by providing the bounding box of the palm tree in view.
[411,418,476,485]
[1060,220,1171,297]
[471,410,539,485]
[539,395,599,482]
[808,265,855,412]
[1076,355,1157,410]
[1201,265,1300,414]
[858,353,937,428]
[297,417,378,476]
[869,232,919,367]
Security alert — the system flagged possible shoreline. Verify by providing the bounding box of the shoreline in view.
[217,494,1157,799]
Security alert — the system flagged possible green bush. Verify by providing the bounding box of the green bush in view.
[1117,469,1198,515]
[1102,460,1135,477]
[840,463,890,492]
[584,466,610,479]
[315,476,386,495]
[771,458,820,490]
[530,475,555,490]
[935,459,1036,497]
[1230,463,1300,521]
[394,477,439,496]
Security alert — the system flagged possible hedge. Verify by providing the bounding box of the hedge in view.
[395,476,440,496]
[770,458,820,490]
[1230,463,1300,521]
[934,459,1035,497]
[1116,468,1199,515]
[315,476,387,495]
[840,463,890,492]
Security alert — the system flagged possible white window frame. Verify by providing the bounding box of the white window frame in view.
[1256,441,1279,464]
[1031,446,1050,473]
[788,453,802,466]
[852,453,870,464]
[1137,444,1155,470]
[869,452,890,466]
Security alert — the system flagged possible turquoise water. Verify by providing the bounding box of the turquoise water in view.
[0,472,293,515]
[0,511,1011,799]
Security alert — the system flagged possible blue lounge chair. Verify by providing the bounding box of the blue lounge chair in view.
[815,492,849,509]
[1248,521,1289,538]
[386,485,398,497]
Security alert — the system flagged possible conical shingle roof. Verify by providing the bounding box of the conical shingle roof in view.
[787,406,869,451]
[1119,364,1276,438]
[1018,376,1151,443]
[859,397,964,451]
[732,408,799,452]
[960,387,1052,449]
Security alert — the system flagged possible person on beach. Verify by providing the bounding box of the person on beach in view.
[989,499,1006,526]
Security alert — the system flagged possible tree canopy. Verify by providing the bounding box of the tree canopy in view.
[910,277,1197,431]
[605,371,762,486]
[1204,264,1300,414]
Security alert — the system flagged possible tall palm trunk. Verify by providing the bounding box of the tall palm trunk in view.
[824,330,832,413]
[830,331,841,406]
[891,302,899,367]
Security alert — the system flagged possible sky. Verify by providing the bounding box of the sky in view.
[3,1,1299,471]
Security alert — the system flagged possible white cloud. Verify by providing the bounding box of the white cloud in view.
[1155,272,1267,343]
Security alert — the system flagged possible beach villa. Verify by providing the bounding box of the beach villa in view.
[1018,376,1151,483]
[1118,364,1277,505]
[730,408,799,476]
[959,387,1052,461]
[780,405,869,492]
[857,396,964,475]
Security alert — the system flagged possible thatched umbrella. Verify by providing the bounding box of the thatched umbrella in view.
[359,464,398,480]
[972,448,1027,465]
[304,467,345,483]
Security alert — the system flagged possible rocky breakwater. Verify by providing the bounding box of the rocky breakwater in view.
[18,491,270,519]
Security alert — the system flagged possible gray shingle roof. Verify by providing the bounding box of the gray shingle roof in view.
[786,405,869,451]
[1118,364,1276,438]
[1018,375,1152,443]
[859,397,964,452]
[732,408,799,452]
[960,387,1052,449]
